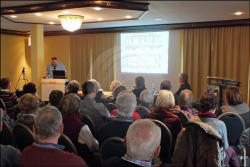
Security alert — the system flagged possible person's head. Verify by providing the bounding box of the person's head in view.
[89,79,101,93]
[126,119,161,161]
[0,109,3,132]
[200,92,217,113]
[116,92,136,118]
[18,93,39,114]
[0,78,11,90]
[110,80,121,92]
[23,82,37,95]
[60,94,80,117]
[178,89,193,108]
[51,57,57,66]
[49,90,64,107]
[112,85,127,97]
[140,90,154,105]
[82,81,96,97]
[225,87,243,106]
[135,76,145,89]
[67,80,80,94]
[179,73,188,84]
[160,80,172,91]
[34,106,63,142]
[155,90,175,108]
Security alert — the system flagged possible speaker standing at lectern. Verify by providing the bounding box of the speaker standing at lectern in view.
[45,57,67,78]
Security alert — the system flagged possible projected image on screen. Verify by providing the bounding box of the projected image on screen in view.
[121,31,169,74]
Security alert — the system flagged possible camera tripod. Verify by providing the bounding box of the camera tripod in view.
[15,67,28,90]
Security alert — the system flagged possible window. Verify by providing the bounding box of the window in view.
[120,31,169,74]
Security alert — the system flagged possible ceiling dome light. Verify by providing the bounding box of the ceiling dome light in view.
[58,15,84,32]
[233,11,243,16]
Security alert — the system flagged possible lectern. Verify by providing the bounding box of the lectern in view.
[41,79,66,101]
[207,76,240,107]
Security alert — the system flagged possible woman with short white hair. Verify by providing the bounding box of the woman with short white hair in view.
[147,90,182,155]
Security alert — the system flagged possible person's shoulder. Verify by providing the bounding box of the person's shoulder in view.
[1,144,21,154]
[59,151,87,166]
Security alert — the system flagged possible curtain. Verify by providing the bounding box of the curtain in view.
[182,26,250,104]
[70,33,119,90]
[183,28,211,100]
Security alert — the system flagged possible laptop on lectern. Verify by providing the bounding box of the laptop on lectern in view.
[53,70,65,79]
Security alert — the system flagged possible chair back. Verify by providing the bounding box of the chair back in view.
[0,121,14,145]
[58,133,78,155]
[135,106,151,118]
[152,119,172,163]
[81,114,96,137]
[0,98,7,111]
[100,137,125,164]
[218,112,245,145]
[171,109,189,125]
[13,123,36,151]
[97,119,132,145]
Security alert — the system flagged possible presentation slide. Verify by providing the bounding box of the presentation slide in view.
[121,31,169,74]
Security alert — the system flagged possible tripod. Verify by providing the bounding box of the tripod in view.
[15,67,28,90]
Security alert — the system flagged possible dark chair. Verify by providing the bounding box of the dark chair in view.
[218,112,247,166]
[152,119,172,163]
[58,133,78,155]
[81,114,96,137]
[171,109,189,125]
[100,137,125,165]
[97,119,132,146]
[0,121,14,145]
[13,123,36,151]
[0,98,7,111]
[135,106,151,118]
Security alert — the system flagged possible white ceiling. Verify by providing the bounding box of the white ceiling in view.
[1,1,249,32]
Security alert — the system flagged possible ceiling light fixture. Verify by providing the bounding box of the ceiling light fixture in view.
[233,11,243,16]
[94,7,102,11]
[155,18,163,21]
[35,13,42,16]
[58,15,84,32]
[11,15,17,18]
[49,21,55,24]
[125,15,132,19]
[63,11,70,14]
[97,18,103,21]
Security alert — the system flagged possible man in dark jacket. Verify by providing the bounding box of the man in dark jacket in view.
[174,73,191,104]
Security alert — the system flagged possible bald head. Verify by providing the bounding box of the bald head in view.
[126,119,161,160]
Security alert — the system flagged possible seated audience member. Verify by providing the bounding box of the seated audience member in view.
[174,73,191,104]
[109,80,121,92]
[221,87,249,128]
[66,80,80,95]
[98,92,137,144]
[20,106,87,167]
[132,76,146,103]
[48,90,63,109]
[104,119,161,167]
[0,78,18,119]
[80,81,109,131]
[160,80,172,91]
[190,93,240,167]
[0,109,21,167]
[139,89,154,110]
[16,93,39,130]
[107,85,127,104]
[89,79,106,104]
[178,89,198,118]
[23,82,37,95]
[60,94,99,162]
[147,90,182,152]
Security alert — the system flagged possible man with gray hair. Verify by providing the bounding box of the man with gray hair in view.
[67,80,80,94]
[0,109,21,167]
[104,119,161,167]
[20,106,87,167]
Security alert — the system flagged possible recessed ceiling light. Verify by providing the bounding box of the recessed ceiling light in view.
[125,15,132,19]
[10,15,17,18]
[63,11,70,14]
[35,13,42,16]
[94,7,102,11]
[155,18,163,21]
[97,18,103,21]
[233,11,243,16]
[49,22,55,24]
